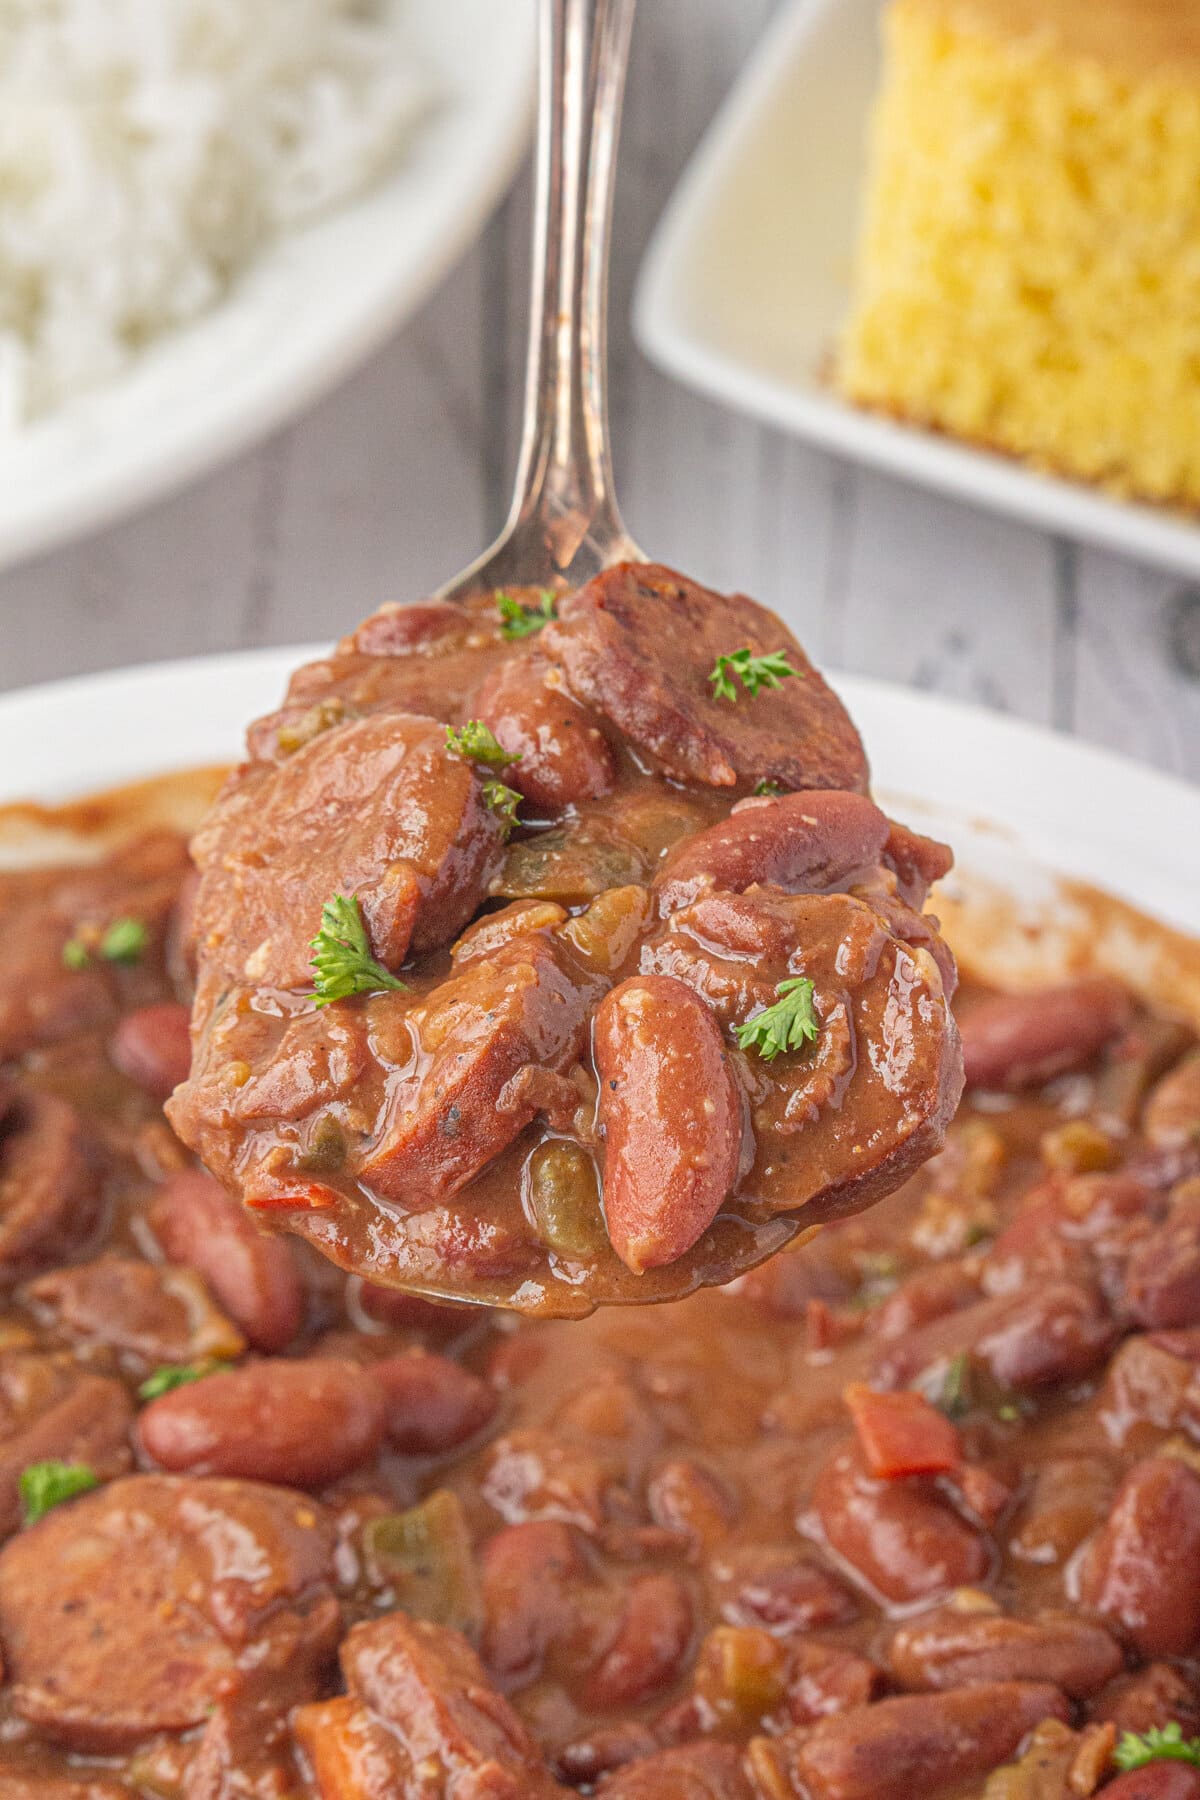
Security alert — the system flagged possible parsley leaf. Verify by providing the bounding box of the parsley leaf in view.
[753,779,785,797]
[445,721,520,768]
[481,779,522,837]
[931,1352,972,1420]
[101,917,148,963]
[709,647,800,703]
[733,977,820,1062]
[20,1459,99,1525]
[61,915,148,970]
[310,895,407,1008]
[497,590,557,639]
[138,1362,217,1401]
[1115,1725,1200,1772]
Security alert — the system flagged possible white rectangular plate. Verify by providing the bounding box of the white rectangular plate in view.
[634,0,1200,580]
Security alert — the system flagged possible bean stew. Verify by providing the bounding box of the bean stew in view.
[1,724,1200,1797]
[166,562,963,1312]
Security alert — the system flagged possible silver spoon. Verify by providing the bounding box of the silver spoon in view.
[438,0,644,602]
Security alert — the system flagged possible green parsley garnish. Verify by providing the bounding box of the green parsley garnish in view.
[733,977,819,1062]
[138,1362,216,1401]
[61,915,148,970]
[20,1460,99,1525]
[101,917,148,963]
[1115,1725,1200,1773]
[753,779,785,797]
[709,648,800,704]
[481,779,522,837]
[932,1352,972,1420]
[996,1401,1022,1423]
[445,721,520,768]
[497,590,557,639]
[310,895,407,1008]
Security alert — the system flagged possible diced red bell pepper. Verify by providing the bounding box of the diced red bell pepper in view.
[844,1382,962,1479]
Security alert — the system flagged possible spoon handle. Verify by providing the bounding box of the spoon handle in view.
[441,0,642,600]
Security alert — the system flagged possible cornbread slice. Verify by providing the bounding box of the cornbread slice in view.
[838,0,1200,508]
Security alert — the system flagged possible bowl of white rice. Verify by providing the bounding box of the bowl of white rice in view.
[0,0,535,569]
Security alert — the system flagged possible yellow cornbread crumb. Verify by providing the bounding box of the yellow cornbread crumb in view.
[837,0,1200,509]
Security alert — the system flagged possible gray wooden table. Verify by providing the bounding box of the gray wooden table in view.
[2,0,1198,783]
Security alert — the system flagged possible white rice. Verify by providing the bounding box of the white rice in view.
[0,0,431,430]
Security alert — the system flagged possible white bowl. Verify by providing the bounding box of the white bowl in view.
[635,0,1200,581]
[3,645,1198,1021]
[0,0,536,575]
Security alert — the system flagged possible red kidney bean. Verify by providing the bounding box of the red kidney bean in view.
[585,1573,694,1710]
[1144,1050,1200,1146]
[109,1002,193,1099]
[149,1169,304,1354]
[595,975,743,1274]
[808,1443,989,1606]
[873,1280,1116,1395]
[784,1639,882,1724]
[868,1264,981,1340]
[648,1458,737,1552]
[1012,1456,1117,1566]
[716,1547,859,1634]
[654,790,890,915]
[598,1742,755,1800]
[888,1605,1122,1696]
[1092,1662,1200,1738]
[138,1358,386,1487]
[1125,1188,1200,1329]
[776,1682,1069,1800]
[971,1279,1118,1391]
[1076,1454,1200,1656]
[371,1351,497,1455]
[481,1520,588,1686]
[960,978,1132,1089]
[1105,1770,1200,1800]
[475,653,616,810]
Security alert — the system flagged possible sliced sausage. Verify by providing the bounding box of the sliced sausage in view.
[654,790,890,916]
[109,1002,193,1100]
[359,933,600,1207]
[595,975,744,1273]
[808,1442,989,1606]
[961,979,1132,1089]
[190,711,505,989]
[0,1353,133,1536]
[475,652,617,809]
[759,1682,1069,1800]
[1076,1454,1200,1656]
[887,1605,1122,1697]
[294,1614,562,1800]
[149,1169,304,1353]
[0,1085,100,1284]
[541,562,868,793]
[24,1255,245,1368]
[138,1359,385,1486]
[0,1474,338,1750]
